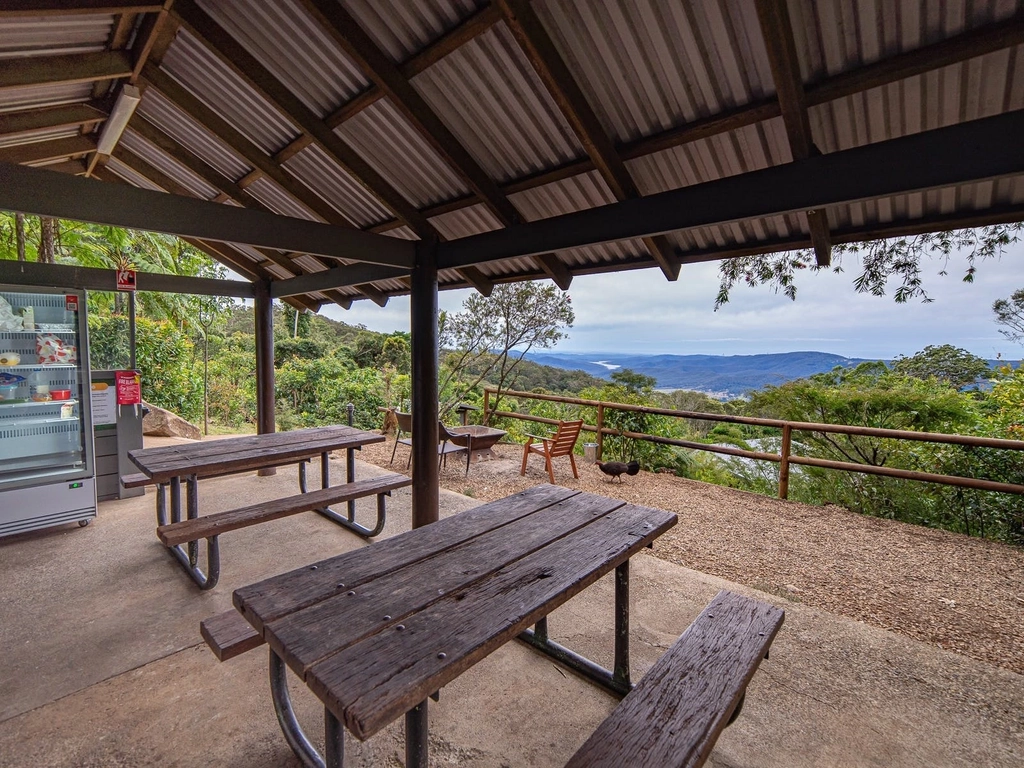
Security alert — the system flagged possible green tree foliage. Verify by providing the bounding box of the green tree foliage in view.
[89,315,203,421]
[440,283,574,419]
[993,288,1024,346]
[715,224,1023,308]
[891,344,990,389]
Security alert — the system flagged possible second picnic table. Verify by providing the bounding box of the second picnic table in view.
[125,425,409,590]
[227,484,678,766]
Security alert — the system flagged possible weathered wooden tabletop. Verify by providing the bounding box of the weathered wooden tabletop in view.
[232,484,677,741]
[128,425,384,483]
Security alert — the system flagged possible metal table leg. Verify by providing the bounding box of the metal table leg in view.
[270,650,326,768]
[298,451,389,539]
[159,473,220,590]
[406,699,429,768]
[517,559,634,698]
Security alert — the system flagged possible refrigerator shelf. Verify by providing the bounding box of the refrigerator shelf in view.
[0,418,81,462]
[0,364,77,370]
[0,399,78,410]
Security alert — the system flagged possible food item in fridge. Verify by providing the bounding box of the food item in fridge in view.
[0,297,23,331]
[0,352,20,366]
[36,333,72,364]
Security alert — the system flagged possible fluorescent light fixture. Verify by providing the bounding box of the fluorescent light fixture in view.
[95,84,142,156]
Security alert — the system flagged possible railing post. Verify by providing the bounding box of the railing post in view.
[779,424,792,499]
[596,403,605,460]
[483,388,490,425]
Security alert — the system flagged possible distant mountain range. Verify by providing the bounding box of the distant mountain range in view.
[523,351,868,399]
[524,351,1018,399]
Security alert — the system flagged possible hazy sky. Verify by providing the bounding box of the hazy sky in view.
[319,239,1024,361]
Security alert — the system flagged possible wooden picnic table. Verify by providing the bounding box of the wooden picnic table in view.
[229,484,677,767]
[126,425,401,590]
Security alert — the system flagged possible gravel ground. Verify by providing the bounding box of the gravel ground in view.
[361,437,1024,676]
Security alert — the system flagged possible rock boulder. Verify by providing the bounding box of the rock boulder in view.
[143,402,201,440]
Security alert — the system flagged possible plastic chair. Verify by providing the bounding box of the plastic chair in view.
[520,419,584,484]
[389,412,470,475]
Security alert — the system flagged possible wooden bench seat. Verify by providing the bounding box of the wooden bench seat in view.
[120,472,155,489]
[201,609,264,661]
[564,590,784,768]
[157,473,411,547]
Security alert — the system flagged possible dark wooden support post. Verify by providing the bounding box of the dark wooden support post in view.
[410,239,439,528]
[778,424,792,500]
[128,290,137,371]
[254,279,276,477]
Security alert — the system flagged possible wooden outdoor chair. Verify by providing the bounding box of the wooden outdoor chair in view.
[389,412,470,474]
[520,419,584,484]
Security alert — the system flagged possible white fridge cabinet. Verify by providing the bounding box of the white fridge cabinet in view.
[0,285,96,537]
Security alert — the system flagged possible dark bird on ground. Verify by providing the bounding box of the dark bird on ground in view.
[595,460,640,482]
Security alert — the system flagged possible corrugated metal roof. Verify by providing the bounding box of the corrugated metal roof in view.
[0,14,113,57]
[0,125,81,150]
[534,0,775,143]
[342,0,484,62]
[245,176,321,221]
[119,128,221,200]
[283,143,393,228]
[161,29,300,155]
[136,88,251,181]
[509,171,648,265]
[413,22,584,182]
[335,97,470,208]
[105,156,167,193]
[2,1,1023,310]
[0,83,93,114]
[197,0,370,116]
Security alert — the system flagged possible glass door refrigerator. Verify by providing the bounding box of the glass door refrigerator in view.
[0,285,96,537]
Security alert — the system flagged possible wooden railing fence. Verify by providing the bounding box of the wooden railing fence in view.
[482,387,1024,500]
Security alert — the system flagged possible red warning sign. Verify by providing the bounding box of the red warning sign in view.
[115,370,141,406]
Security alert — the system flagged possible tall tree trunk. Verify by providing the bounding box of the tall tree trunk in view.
[38,217,55,263]
[14,214,26,262]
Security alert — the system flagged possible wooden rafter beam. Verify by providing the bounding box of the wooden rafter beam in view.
[170,0,433,237]
[41,160,89,176]
[270,263,408,298]
[455,265,494,297]
[354,282,389,308]
[435,110,1024,268]
[139,65,352,228]
[298,0,521,228]
[0,136,96,165]
[0,159,415,265]
[130,3,174,82]
[756,0,832,267]
[90,164,319,311]
[108,144,375,309]
[126,115,264,208]
[495,0,680,281]
[0,104,106,139]
[533,253,572,291]
[365,12,1024,238]
[0,52,133,90]
[0,2,162,14]
[318,3,502,131]
[0,258,254,298]
[294,0,554,294]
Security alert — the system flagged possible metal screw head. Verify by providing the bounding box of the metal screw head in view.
[396,624,405,631]
[383,615,392,621]
[337,583,345,589]
[347,590,356,596]
[310,565,318,570]
[437,652,447,659]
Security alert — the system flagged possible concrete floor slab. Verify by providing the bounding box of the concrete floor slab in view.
[1,447,1021,766]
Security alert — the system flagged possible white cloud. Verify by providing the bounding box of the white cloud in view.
[320,239,1024,361]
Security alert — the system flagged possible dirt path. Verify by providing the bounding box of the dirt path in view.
[360,438,1024,675]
